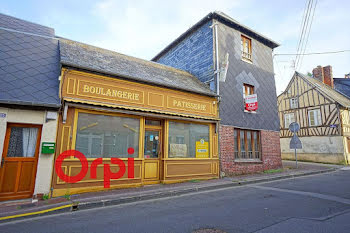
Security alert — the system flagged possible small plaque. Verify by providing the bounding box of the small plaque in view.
[0,113,6,118]
[41,142,56,154]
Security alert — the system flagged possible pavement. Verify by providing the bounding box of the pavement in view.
[0,160,342,223]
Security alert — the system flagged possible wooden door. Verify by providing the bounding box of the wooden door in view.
[0,123,42,201]
[143,128,162,183]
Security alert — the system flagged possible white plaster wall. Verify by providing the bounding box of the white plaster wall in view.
[280,136,344,154]
[0,107,58,195]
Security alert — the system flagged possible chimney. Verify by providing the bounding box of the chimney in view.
[323,65,334,88]
[312,66,324,83]
[312,65,334,88]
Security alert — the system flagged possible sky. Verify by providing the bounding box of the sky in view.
[1,0,350,94]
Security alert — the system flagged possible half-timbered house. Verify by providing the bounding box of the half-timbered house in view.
[278,71,350,164]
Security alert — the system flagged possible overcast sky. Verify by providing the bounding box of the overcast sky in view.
[1,0,350,94]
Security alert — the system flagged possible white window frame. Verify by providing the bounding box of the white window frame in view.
[290,98,298,109]
[284,113,295,128]
[308,109,322,126]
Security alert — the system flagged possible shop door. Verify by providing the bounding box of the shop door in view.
[0,124,42,201]
[143,128,162,183]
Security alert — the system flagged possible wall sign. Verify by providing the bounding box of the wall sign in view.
[195,139,209,158]
[0,113,6,118]
[245,94,258,111]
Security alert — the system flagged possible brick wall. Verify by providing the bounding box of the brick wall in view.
[219,125,282,175]
[154,21,214,83]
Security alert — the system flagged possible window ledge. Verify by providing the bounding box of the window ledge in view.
[234,159,262,163]
[241,57,253,64]
[244,110,257,114]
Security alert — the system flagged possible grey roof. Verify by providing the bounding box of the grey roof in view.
[297,72,350,108]
[334,78,350,99]
[59,39,216,97]
[152,11,280,61]
[0,13,54,37]
[0,14,60,108]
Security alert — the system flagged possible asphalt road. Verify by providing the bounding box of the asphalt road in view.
[1,169,350,233]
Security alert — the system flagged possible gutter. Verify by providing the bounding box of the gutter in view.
[0,99,60,109]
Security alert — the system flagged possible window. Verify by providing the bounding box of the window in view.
[308,109,322,126]
[168,121,209,158]
[234,129,260,160]
[290,98,298,109]
[75,112,139,158]
[243,84,254,99]
[241,35,252,61]
[284,113,295,128]
[7,126,39,157]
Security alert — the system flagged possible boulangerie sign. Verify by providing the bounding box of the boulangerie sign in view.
[245,94,258,111]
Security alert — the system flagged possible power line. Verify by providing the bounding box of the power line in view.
[295,0,313,69]
[296,0,318,70]
[274,50,350,57]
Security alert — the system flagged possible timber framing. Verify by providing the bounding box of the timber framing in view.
[278,72,350,138]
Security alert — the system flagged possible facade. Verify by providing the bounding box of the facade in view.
[153,11,282,175]
[0,14,60,200]
[278,69,350,164]
[50,39,219,197]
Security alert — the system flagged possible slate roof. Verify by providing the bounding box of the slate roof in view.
[152,11,280,61]
[297,72,350,108]
[334,78,350,99]
[0,14,60,108]
[59,39,216,97]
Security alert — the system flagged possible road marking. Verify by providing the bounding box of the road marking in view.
[251,185,350,205]
[0,204,73,221]
[340,167,350,171]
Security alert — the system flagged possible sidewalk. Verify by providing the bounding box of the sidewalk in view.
[0,160,343,222]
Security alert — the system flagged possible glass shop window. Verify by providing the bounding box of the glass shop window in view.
[75,112,139,158]
[168,121,210,158]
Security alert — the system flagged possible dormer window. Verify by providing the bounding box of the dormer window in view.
[241,35,252,61]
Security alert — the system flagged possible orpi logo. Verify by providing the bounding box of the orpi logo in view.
[55,149,135,188]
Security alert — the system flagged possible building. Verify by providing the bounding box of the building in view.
[278,67,350,164]
[0,14,60,201]
[334,73,350,98]
[50,39,220,197]
[152,11,282,175]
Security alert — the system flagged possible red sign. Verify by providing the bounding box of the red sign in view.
[245,94,258,111]
[55,149,135,188]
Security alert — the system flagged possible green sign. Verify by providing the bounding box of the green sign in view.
[41,142,56,154]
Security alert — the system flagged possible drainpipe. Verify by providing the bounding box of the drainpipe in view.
[212,21,220,96]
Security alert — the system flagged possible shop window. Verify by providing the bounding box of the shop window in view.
[308,109,321,126]
[234,129,260,160]
[284,113,295,128]
[168,121,209,158]
[241,35,252,61]
[75,112,139,158]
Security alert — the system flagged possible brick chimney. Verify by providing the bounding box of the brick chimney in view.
[312,65,334,88]
[312,66,324,83]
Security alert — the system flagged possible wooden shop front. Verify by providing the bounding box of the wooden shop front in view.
[51,69,219,197]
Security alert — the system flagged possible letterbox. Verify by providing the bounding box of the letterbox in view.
[41,142,56,154]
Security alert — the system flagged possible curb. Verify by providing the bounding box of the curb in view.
[0,168,337,223]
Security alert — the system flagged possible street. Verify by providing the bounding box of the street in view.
[1,169,350,233]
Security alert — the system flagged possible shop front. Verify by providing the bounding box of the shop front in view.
[51,69,219,197]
